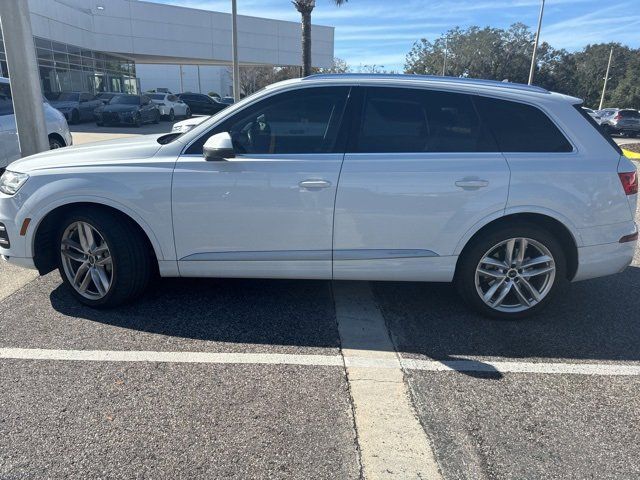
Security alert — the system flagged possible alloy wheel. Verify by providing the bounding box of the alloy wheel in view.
[474,237,556,313]
[60,221,113,300]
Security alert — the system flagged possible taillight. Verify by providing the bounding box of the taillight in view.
[619,171,638,195]
[614,114,622,121]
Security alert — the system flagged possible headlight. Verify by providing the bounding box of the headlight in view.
[171,124,194,133]
[0,171,29,195]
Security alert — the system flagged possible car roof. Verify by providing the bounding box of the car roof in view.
[267,73,582,104]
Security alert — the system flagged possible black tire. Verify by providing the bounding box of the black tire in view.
[455,223,567,320]
[153,111,160,124]
[56,208,152,308]
[168,109,175,122]
[48,136,65,149]
[70,109,80,125]
[185,107,191,118]
[134,113,142,127]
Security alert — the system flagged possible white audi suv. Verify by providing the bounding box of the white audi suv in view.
[0,74,637,319]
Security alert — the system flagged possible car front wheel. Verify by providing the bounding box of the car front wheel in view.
[456,225,566,320]
[56,208,152,308]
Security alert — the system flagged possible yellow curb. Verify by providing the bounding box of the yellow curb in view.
[622,148,640,159]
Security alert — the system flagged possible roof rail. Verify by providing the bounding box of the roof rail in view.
[303,73,550,94]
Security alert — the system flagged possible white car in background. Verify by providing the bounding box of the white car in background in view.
[0,77,72,168]
[582,107,602,124]
[171,115,209,133]
[148,93,191,121]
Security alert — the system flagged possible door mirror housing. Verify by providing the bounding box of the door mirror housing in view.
[203,132,235,161]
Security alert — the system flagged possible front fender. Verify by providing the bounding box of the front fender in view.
[18,175,173,262]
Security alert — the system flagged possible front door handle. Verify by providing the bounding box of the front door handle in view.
[299,179,331,189]
[455,179,489,190]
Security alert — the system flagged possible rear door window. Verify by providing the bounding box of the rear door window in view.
[351,87,497,153]
[474,96,573,153]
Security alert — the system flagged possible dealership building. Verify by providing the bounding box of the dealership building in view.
[0,0,334,96]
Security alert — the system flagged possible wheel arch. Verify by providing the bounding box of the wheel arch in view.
[31,201,162,275]
[455,212,580,281]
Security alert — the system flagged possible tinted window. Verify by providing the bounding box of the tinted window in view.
[79,93,93,102]
[474,96,573,153]
[352,87,497,153]
[0,82,14,116]
[573,104,622,155]
[150,94,166,100]
[186,87,349,155]
[167,95,178,102]
[56,92,80,102]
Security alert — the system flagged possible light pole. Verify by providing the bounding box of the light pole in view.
[528,0,545,85]
[599,46,614,111]
[231,0,241,101]
[442,36,448,76]
[0,0,49,157]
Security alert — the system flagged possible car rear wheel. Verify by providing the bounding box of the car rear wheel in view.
[456,224,566,320]
[56,209,152,308]
[185,107,191,118]
[48,136,64,149]
[168,109,175,121]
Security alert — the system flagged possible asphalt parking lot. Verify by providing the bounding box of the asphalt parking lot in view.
[1,130,640,479]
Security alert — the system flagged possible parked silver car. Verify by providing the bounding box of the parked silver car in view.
[600,109,640,137]
[47,92,103,124]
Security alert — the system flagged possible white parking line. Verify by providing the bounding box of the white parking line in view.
[1,348,639,377]
[333,282,443,480]
[0,348,343,366]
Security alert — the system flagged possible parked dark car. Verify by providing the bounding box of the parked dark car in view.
[95,94,160,127]
[178,92,228,115]
[47,91,103,124]
[96,92,118,105]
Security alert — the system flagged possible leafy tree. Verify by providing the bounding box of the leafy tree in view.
[404,24,640,107]
[292,0,347,77]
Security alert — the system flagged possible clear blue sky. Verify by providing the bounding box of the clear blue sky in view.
[155,0,640,71]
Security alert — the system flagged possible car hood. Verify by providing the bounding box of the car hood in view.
[8,135,163,173]
[102,104,139,113]
[50,101,77,109]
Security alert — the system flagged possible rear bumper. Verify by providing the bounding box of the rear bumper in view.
[573,240,636,282]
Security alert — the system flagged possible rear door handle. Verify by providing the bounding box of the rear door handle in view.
[455,179,489,189]
[299,179,331,189]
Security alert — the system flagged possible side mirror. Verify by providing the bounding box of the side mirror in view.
[203,132,235,161]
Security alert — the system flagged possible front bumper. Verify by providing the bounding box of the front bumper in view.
[0,191,36,270]
[99,112,137,125]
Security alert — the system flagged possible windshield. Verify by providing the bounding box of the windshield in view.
[110,95,140,105]
[53,92,79,102]
[150,94,166,100]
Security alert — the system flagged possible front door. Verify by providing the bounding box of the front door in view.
[334,86,510,281]
[172,86,350,279]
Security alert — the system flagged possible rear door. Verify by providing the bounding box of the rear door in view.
[333,86,510,281]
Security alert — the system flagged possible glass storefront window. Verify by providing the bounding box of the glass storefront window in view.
[0,31,139,95]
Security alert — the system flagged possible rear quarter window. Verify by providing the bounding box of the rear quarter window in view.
[473,96,573,153]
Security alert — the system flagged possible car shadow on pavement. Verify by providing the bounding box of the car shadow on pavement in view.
[372,265,640,364]
[48,266,640,364]
[49,277,342,350]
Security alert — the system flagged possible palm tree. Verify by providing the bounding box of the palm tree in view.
[292,0,347,77]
